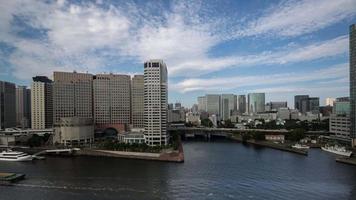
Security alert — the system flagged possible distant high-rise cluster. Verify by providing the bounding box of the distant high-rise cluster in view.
[197,93,269,120]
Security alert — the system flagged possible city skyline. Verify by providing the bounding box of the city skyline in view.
[0,0,355,107]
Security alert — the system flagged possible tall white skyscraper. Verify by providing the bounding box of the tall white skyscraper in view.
[144,59,168,146]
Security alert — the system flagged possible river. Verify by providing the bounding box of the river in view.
[1,140,356,200]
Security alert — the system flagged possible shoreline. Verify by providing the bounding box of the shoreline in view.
[231,135,308,156]
[11,140,185,163]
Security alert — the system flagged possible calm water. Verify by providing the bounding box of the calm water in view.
[1,141,356,200]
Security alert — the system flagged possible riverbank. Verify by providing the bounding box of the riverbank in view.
[77,144,184,163]
[231,135,308,156]
[336,156,356,166]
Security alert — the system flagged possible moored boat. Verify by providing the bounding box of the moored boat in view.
[292,143,310,149]
[321,145,352,157]
[0,149,33,161]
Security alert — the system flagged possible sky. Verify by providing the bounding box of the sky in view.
[0,0,355,108]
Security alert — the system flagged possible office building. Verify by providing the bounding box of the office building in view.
[197,96,207,112]
[265,101,287,111]
[53,71,93,124]
[131,75,144,128]
[206,94,221,117]
[144,59,168,146]
[175,102,182,110]
[93,74,131,131]
[333,97,350,115]
[221,94,236,121]
[309,97,320,114]
[0,81,16,129]
[325,98,335,107]
[294,95,309,112]
[237,95,246,114]
[330,97,351,140]
[31,76,53,129]
[295,95,320,114]
[350,24,356,147]
[16,86,31,128]
[248,93,265,114]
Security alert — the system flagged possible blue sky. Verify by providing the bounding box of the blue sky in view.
[0,0,355,107]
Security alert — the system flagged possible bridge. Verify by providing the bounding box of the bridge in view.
[167,127,328,139]
[167,127,289,139]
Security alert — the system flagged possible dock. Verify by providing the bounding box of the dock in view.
[0,173,25,183]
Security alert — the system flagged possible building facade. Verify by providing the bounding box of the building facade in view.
[53,71,93,124]
[266,101,287,111]
[221,94,236,121]
[93,74,131,128]
[237,95,246,114]
[247,93,265,114]
[350,24,356,147]
[131,75,144,128]
[206,94,221,117]
[0,81,16,129]
[294,95,309,112]
[53,117,94,146]
[197,96,207,112]
[16,86,31,128]
[144,59,168,146]
[31,76,53,129]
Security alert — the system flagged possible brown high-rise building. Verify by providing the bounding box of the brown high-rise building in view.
[53,71,93,124]
[93,74,131,131]
[131,75,144,128]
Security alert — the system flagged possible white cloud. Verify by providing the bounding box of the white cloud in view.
[169,35,348,76]
[171,63,348,93]
[0,0,353,82]
[238,0,356,37]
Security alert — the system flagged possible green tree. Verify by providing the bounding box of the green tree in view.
[201,118,213,127]
[287,128,306,141]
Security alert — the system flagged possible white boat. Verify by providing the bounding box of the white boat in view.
[0,149,33,161]
[292,143,310,149]
[321,145,353,157]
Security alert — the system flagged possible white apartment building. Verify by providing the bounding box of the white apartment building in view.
[31,77,53,129]
[144,59,168,146]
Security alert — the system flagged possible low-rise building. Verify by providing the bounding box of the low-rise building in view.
[54,117,94,146]
[265,134,285,143]
[118,133,145,144]
[186,112,201,125]
[0,128,53,146]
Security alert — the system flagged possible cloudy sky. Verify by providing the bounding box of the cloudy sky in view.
[0,0,355,107]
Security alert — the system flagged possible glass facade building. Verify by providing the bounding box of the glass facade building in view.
[247,93,265,114]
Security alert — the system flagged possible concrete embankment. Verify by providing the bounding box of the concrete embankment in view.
[77,140,184,163]
[231,136,308,156]
[336,156,356,166]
